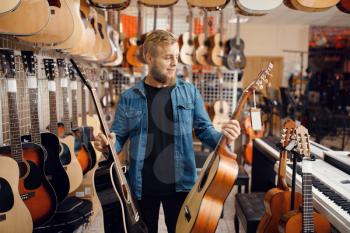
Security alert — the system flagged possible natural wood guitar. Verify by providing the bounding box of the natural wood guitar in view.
[212,70,230,132]
[0,0,50,36]
[104,10,124,66]
[176,62,273,233]
[0,156,33,233]
[279,126,331,233]
[18,0,74,45]
[179,6,195,65]
[0,0,20,14]
[207,9,225,66]
[194,9,210,66]
[284,0,340,12]
[257,119,302,233]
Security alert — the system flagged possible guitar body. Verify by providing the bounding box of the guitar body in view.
[176,149,238,233]
[337,0,350,13]
[44,0,84,50]
[22,132,70,203]
[95,12,113,61]
[224,38,246,70]
[0,156,33,233]
[207,34,225,66]
[94,160,148,233]
[257,189,302,233]
[104,26,123,66]
[88,0,131,9]
[279,210,331,233]
[19,0,74,45]
[212,100,230,132]
[126,37,143,67]
[0,143,57,227]
[59,135,84,194]
[186,0,229,9]
[0,0,20,14]
[179,32,195,65]
[242,117,264,165]
[236,0,283,16]
[0,0,50,36]
[138,0,178,7]
[284,0,339,12]
[195,33,209,66]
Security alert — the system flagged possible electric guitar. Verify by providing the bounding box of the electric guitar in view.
[279,125,331,233]
[176,62,273,233]
[44,59,83,194]
[257,119,302,233]
[71,59,148,233]
[20,51,70,203]
[0,50,57,227]
[0,0,50,36]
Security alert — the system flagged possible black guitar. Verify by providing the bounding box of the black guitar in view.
[0,49,57,227]
[71,59,148,233]
[20,51,70,203]
[224,14,246,70]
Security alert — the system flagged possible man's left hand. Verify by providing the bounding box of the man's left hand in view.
[221,119,241,144]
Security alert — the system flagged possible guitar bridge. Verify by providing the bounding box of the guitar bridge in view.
[184,205,191,222]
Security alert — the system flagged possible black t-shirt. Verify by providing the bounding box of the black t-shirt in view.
[142,82,176,196]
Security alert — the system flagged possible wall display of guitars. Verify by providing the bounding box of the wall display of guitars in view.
[176,62,273,233]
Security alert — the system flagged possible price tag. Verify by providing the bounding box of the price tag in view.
[250,108,262,131]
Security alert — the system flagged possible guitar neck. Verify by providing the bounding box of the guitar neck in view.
[71,83,78,129]
[81,84,87,126]
[302,165,314,232]
[219,9,224,45]
[28,82,41,145]
[153,7,157,31]
[236,15,240,46]
[277,150,289,190]
[204,10,208,40]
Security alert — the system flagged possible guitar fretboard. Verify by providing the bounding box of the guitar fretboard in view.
[302,172,315,232]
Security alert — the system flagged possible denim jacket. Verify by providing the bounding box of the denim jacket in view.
[111,78,222,200]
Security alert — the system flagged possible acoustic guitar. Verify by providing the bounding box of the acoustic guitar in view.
[279,125,331,233]
[337,0,350,13]
[176,62,273,233]
[207,9,225,66]
[187,0,229,10]
[284,0,340,12]
[0,0,50,36]
[257,119,302,233]
[179,5,195,65]
[0,50,57,227]
[89,0,130,9]
[20,51,70,203]
[194,9,210,66]
[43,59,83,194]
[235,0,283,16]
[0,0,20,14]
[104,10,124,66]
[71,59,148,233]
[18,0,75,45]
[0,156,33,233]
[224,14,246,70]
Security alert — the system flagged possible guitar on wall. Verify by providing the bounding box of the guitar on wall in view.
[0,50,57,227]
[279,125,331,233]
[283,0,340,12]
[257,119,302,233]
[207,9,225,67]
[71,59,148,233]
[44,59,83,194]
[176,62,273,233]
[179,5,195,65]
[20,51,70,203]
[224,13,246,71]
[235,0,283,16]
[194,9,210,66]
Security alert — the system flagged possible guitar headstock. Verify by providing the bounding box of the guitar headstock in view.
[21,51,36,76]
[280,119,296,149]
[0,49,16,79]
[44,59,56,81]
[295,125,311,160]
[246,62,273,93]
[69,59,94,91]
[57,58,69,77]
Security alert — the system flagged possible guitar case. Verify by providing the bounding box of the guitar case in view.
[34,197,92,233]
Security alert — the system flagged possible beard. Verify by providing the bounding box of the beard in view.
[150,65,175,84]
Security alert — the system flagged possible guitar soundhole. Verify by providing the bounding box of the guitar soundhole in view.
[0,178,14,212]
[48,0,61,8]
[18,162,28,179]
[198,171,209,192]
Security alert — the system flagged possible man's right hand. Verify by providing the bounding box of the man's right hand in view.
[94,133,116,153]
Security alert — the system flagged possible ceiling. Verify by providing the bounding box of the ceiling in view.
[121,0,350,27]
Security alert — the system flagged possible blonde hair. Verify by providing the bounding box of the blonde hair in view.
[142,30,177,59]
